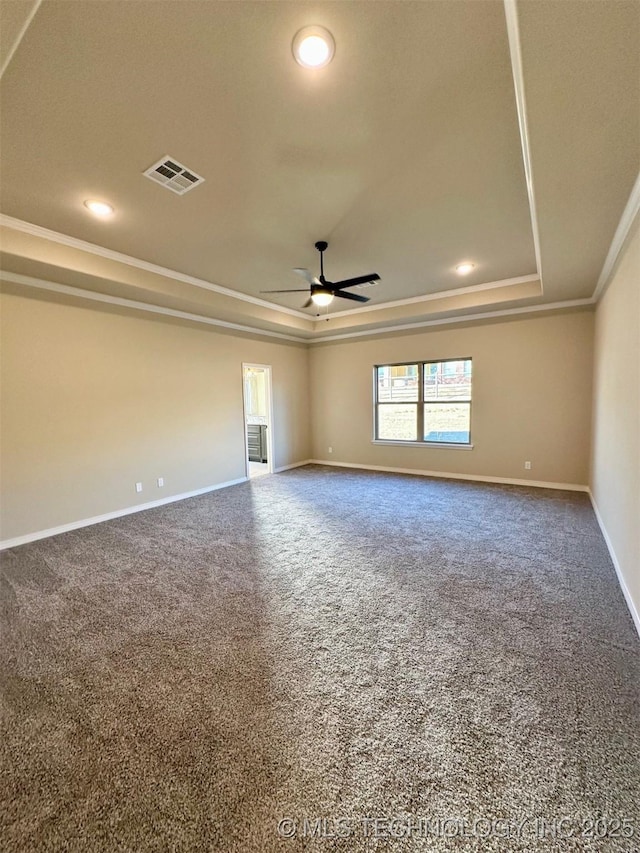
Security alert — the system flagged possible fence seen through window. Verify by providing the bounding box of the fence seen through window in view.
[375,359,472,444]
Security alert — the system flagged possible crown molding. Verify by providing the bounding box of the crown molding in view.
[1,215,544,326]
[1,270,594,347]
[504,0,544,292]
[0,271,309,344]
[592,171,640,301]
[310,297,594,343]
[319,273,540,321]
[0,214,311,321]
[0,0,42,79]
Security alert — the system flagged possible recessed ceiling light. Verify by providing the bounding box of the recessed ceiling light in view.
[311,290,334,307]
[292,26,335,69]
[84,199,114,217]
[455,262,475,275]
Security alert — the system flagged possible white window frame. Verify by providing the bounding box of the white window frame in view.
[373,358,473,449]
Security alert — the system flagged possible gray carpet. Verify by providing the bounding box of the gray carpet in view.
[1,465,639,852]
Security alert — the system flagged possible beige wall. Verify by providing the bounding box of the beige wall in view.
[0,288,603,547]
[5,266,637,630]
[310,311,594,486]
[591,218,640,628]
[0,291,310,541]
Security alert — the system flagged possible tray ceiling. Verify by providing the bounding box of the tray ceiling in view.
[0,0,638,342]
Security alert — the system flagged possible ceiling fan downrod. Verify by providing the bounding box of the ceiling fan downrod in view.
[315,240,328,284]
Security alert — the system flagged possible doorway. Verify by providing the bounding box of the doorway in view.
[242,364,274,479]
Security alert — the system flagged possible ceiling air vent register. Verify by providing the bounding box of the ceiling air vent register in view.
[143,156,205,195]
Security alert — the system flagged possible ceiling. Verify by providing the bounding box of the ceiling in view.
[0,0,638,343]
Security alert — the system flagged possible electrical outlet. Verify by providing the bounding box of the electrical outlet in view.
[524,461,532,470]
[328,446,333,454]
[157,477,164,488]
[135,482,143,493]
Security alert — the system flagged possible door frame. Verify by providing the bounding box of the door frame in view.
[242,363,275,477]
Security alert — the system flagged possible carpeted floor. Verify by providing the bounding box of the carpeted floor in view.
[1,465,639,852]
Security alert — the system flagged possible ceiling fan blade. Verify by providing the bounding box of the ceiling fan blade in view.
[260,289,311,293]
[332,273,380,290]
[334,290,370,303]
[293,268,318,286]
[302,297,313,308]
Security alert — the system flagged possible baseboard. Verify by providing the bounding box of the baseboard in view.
[0,477,248,550]
[308,459,589,492]
[588,490,640,639]
[273,459,313,473]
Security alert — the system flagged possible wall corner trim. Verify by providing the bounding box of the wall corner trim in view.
[0,477,248,550]
[588,490,640,639]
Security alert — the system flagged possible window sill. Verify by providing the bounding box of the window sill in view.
[371,440,474,450]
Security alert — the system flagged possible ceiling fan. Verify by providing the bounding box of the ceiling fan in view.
[261,241,380,308]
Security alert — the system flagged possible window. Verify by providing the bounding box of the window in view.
[374,359,472,445]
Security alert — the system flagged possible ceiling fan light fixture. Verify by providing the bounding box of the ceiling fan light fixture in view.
[260,241,375,308]
[292,26,335,69]
[311,290,334,307]
[455,262,475,275]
